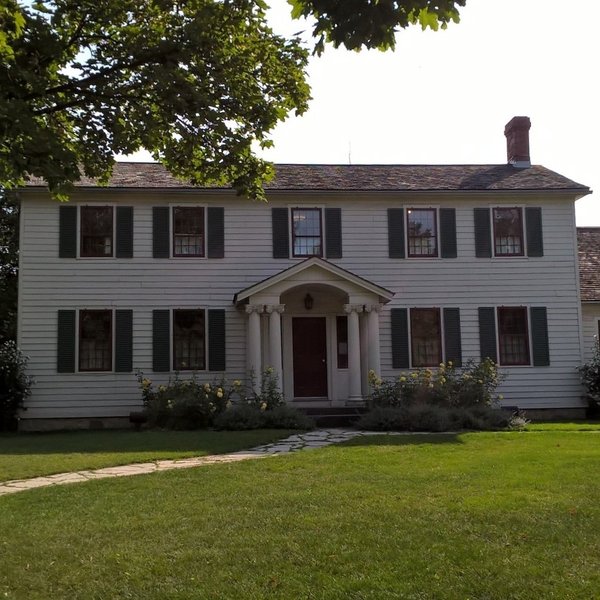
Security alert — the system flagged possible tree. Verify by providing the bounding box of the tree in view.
[0,0,466,201]
[289,0,466,54]
[0,188,18,342]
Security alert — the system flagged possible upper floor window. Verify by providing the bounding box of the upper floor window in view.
[79,310,112,371]
[292,208,322,257]
[407,208,438,257]
[410,307,442,367]
[498,307,530,365]
[173,207,205,257]
[173,309,206,370]
[80,206,113,257]
[494,207,524,256]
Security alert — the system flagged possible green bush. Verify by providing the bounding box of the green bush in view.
[213,403,314,431]
[357,404,521,432]
[578,340,600,417]
[368,358,504,410]
[137,372,241,429]
[0,341,33,431]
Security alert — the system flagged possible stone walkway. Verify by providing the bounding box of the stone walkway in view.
[0,428,381,497]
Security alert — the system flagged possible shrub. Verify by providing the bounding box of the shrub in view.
[368,358,504,410]
[357,403,524,432]
[213,403,314,431]
[137,372,241,429]
[247,367,285,410]
[578,340,600,417]
[0,341,33,431]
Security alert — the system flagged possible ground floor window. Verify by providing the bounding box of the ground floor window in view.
[498,307,530,365]
[173,309,206,370]
[410,308,442,367]
[79,310,112,371]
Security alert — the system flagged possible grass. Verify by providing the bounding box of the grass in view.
[525,420,600,431]
[1,430,600,599]
[0,429,296,481]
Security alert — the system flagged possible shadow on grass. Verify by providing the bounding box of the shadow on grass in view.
[0,429,296,456]
[340,432,465,448]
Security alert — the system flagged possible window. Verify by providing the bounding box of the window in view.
[292,208,322,257]
[493,207,524,256]
[498,307,530,365]
[410,308,442,367]
[407,208,437,257]
[173,310,206,370]
[79,310,112,371]
[336,316,348,368]
[173,207,204,257]
[80,206,113,257]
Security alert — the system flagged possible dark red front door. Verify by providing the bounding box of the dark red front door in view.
[292,317,328,397]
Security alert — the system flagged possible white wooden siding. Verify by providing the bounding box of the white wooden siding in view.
[581,303,600,363]
[18,190,585,419]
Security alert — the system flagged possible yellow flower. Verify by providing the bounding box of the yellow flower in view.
[410,372,418,378]
[440,377,446,384]
[158,385,166,392]
[478,380,484,384]
[216,388,224,399]
[428,383,434,388]
[226,400,232,409]
[260,402,267,411]
[439,363,445,369]
[233,380,241,388]
[399,376,407,382]
[203,383,211,392]
[142,378,151,387]
[498,394,504,400]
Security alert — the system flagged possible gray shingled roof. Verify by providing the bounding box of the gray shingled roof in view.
[24,162,589,192]
[578,228,600,301]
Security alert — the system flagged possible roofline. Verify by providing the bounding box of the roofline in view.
[233,257,395,305]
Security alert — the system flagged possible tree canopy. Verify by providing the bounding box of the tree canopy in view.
[0,0,466,200]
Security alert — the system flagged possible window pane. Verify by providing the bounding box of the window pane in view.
[173,310,205,370]
[173,207,204,256]
[79,310,112,371]
[336,316,348,369]
[498,307,530,365]
[81,207,113,257]
[292,209,322,257]
[407,209,437,257]
[494,208,523,256]
[410,308,441,367]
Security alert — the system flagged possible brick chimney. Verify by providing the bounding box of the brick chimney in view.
[504,116,531,168]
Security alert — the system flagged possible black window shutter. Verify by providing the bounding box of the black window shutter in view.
[526,207,544,257]
[391,308,410,368]
[530,307,550,366]
[208,309,226,371]
[388,208,405,259]
[443,308,462,366]
[152,310,171,372]
[59,205,77,258]
[272,208,289,258]
[207,207,225,258]
[440,208,457,258]
[478,307,498,362]
[153,207,170,258]
[116,206,134,258]
[115,310,133,372]
[474,208,492,258]
[324,208,342,259]
[57,310,76,372]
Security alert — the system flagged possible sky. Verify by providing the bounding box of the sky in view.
[129,0,600,225]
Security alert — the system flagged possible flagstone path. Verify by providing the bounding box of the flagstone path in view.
[0,428,394,496]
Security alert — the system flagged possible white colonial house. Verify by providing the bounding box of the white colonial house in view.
[17,117,592,429]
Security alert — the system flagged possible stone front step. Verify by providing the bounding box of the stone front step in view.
[297,406,368,427]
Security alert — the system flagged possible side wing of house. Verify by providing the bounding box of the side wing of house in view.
[578,227,600,362]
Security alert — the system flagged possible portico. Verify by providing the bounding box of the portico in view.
[234,258,393,406]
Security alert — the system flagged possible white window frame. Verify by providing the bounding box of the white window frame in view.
[75,308,115,373]
[407,306,446,368]
[169,204,208,259]
[490,205,528,259]
[405,206,440,259]
[77,203,116,259]
[495,305,533,367]
[171,307,208,372]
[288,205,326,259]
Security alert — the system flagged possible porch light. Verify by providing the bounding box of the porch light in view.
[304,293,314,310]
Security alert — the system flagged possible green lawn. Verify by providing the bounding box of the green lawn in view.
[1,431,600,599]
[0,429,296,481]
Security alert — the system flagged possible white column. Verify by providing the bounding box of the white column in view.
[265,304,285,392]
[344,303,364,403]
[365,303,382,376]
[246,304,263,392]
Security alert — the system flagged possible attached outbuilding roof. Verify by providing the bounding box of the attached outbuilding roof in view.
[578,227,600,302]
[24,162,589,193]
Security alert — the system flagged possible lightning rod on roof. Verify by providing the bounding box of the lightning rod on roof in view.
[348,140,352,165]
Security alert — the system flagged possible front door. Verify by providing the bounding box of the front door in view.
[292,317,328,397]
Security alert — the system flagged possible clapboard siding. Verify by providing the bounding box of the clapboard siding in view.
[18,191,585,418]
[581,303,600,362]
